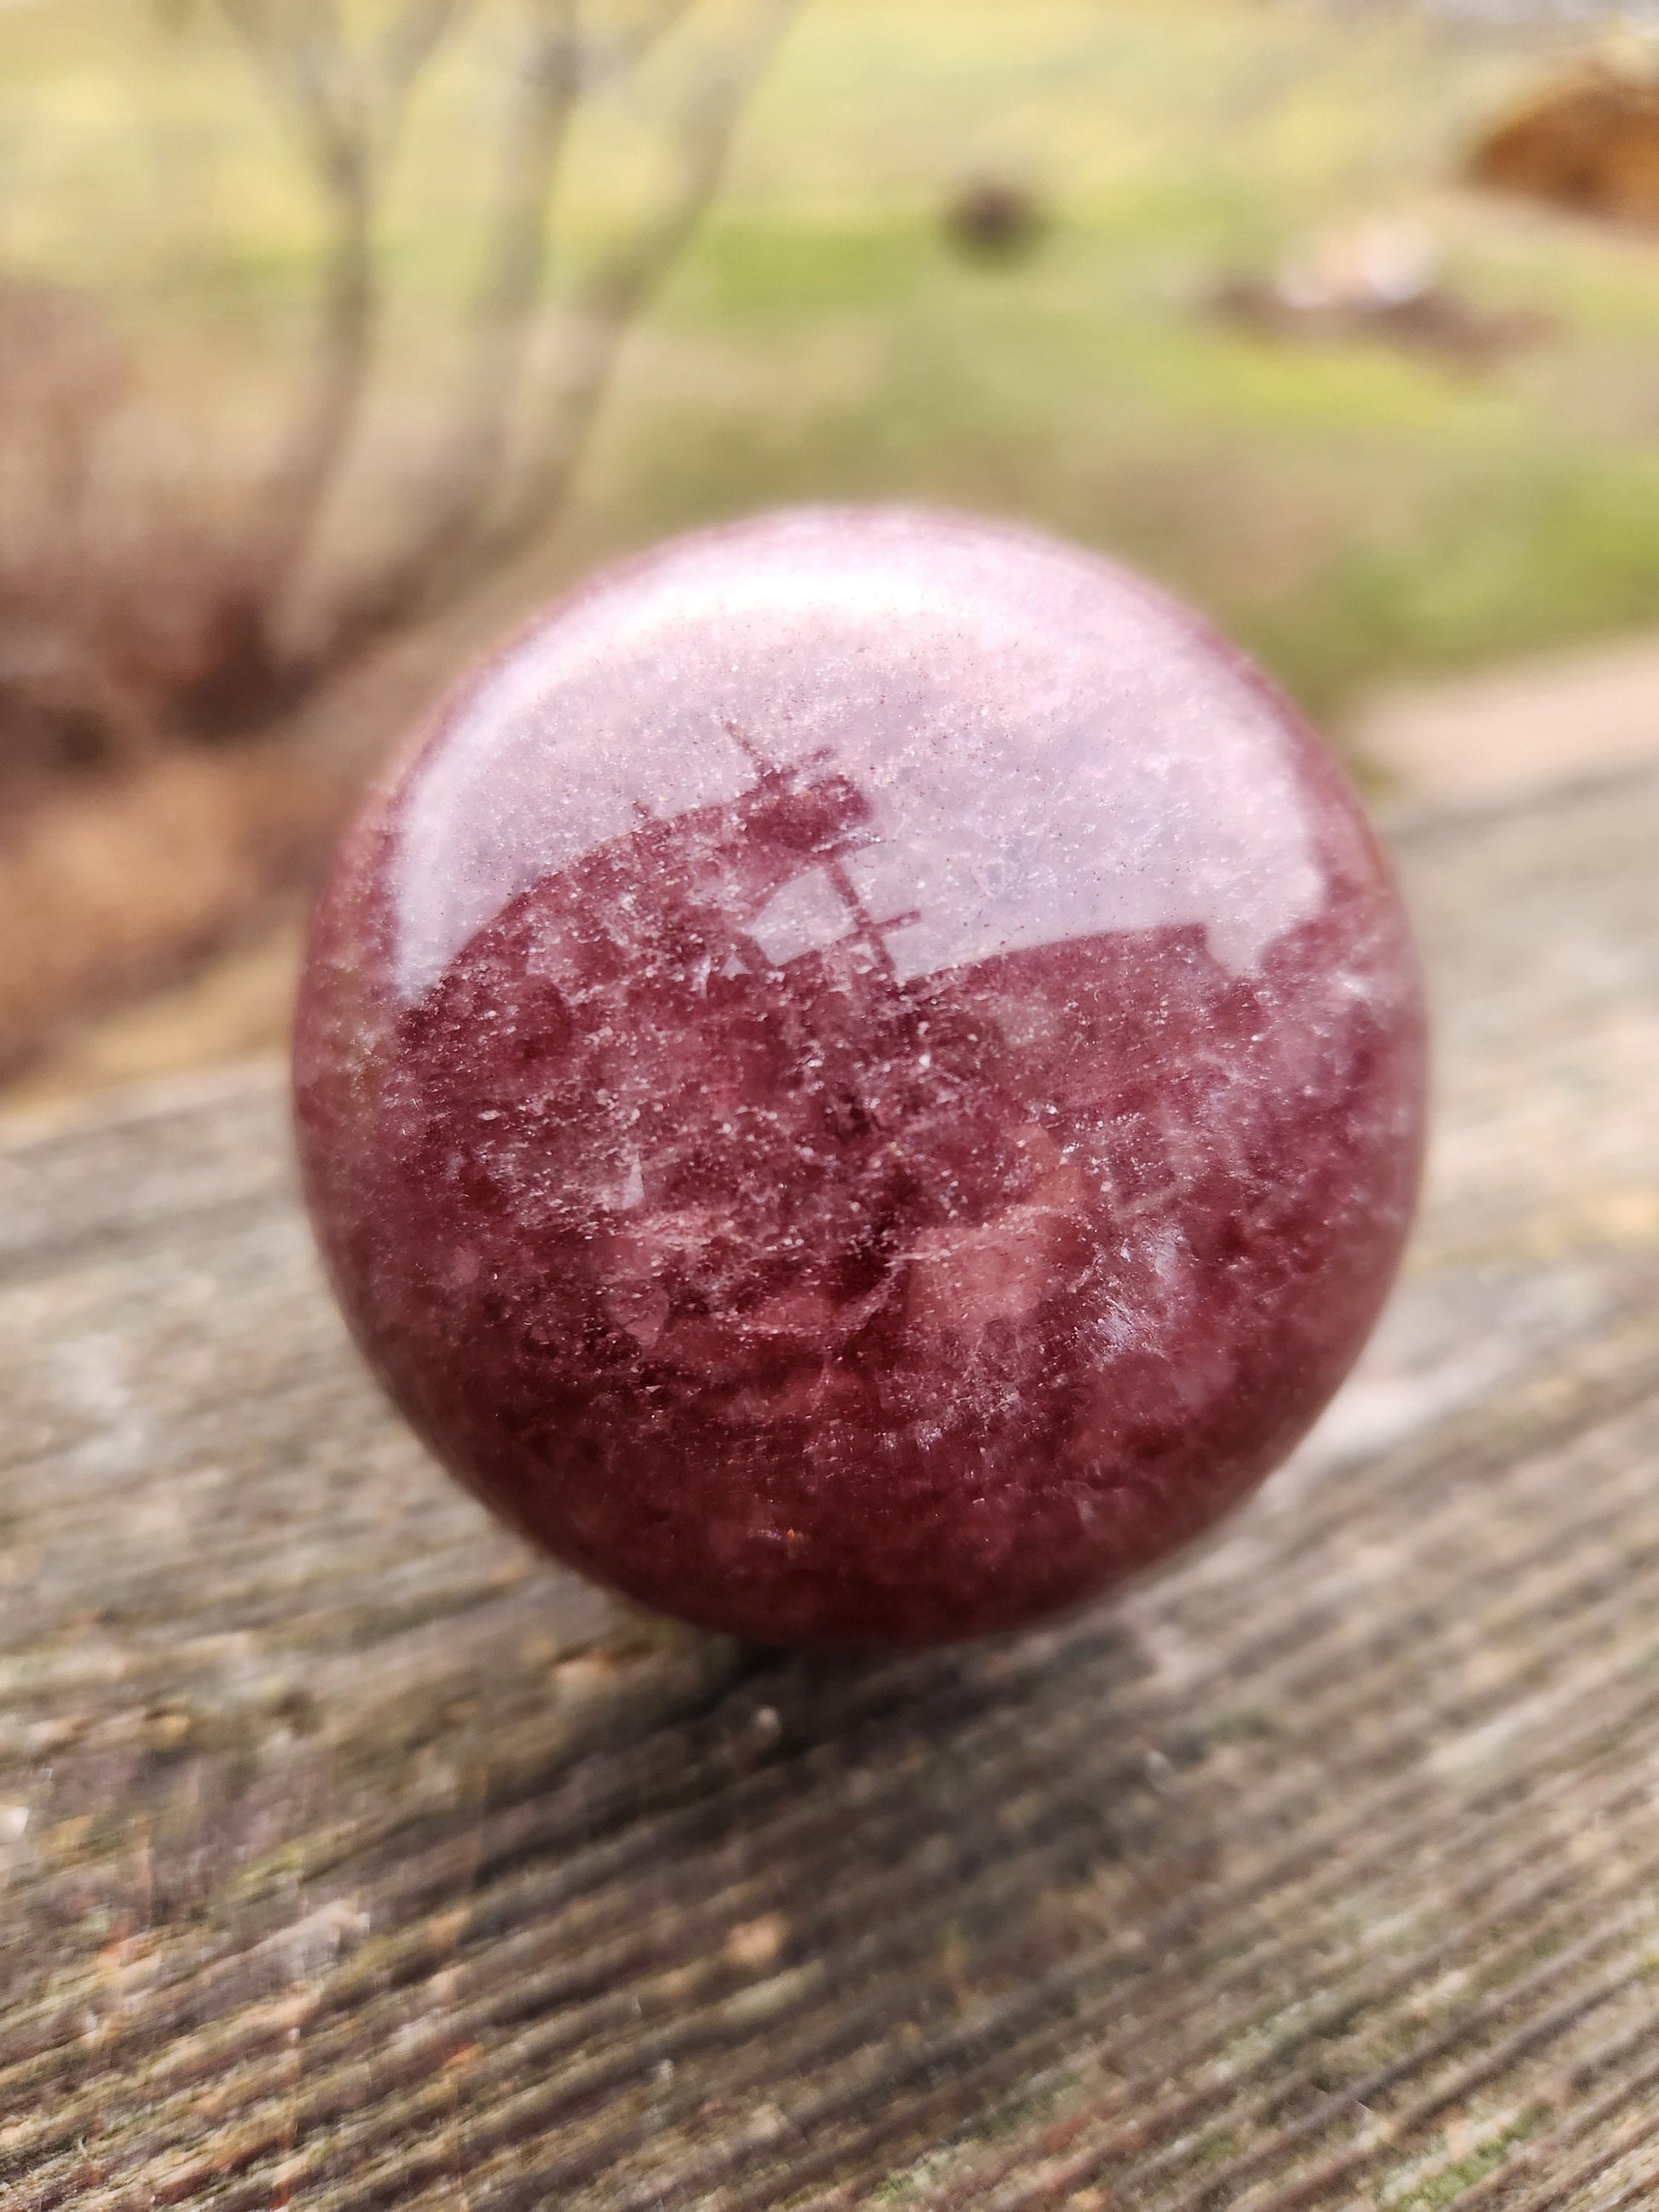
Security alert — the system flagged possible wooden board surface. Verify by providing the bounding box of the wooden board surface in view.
[3,765,1658,2212]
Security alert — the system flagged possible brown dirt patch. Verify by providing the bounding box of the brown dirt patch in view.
[0,741,348,1082]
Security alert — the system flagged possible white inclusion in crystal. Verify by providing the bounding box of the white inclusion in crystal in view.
[748,867,868,967]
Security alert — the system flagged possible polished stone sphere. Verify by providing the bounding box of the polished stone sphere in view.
[293,508,1426,1647]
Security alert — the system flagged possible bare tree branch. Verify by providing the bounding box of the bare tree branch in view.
[581,0,701,88]
[321,0,799,656]
[380,0,472,102]
[327,0,587,643]
[480,0,804,576]
[214,0,477,650]
[84,0,802,735]
[434,0,697,529]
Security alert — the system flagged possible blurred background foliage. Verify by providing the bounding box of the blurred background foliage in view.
[3,0,1658,1090]
[4,1,1657,713]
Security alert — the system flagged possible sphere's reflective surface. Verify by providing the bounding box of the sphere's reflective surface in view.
[294,509,1426,1647]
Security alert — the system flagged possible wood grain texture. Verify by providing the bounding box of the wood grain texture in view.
[3,765,1658,2212]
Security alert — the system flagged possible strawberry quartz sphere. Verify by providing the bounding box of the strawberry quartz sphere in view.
[293,508,1425,1649]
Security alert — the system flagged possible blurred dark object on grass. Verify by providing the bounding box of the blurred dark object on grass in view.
[1470,60,1659,230]
[1212,218,1557,371]
[943,176,1048,263]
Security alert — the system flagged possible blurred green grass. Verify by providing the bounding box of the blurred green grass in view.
[3,0,1659,725]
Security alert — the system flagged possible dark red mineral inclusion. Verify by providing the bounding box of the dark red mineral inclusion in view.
[294,508,1426,1647]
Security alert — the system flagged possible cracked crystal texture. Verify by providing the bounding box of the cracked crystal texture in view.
[294,509,1426,1646]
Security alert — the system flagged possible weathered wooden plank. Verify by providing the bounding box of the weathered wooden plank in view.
[3,765,1657,2211]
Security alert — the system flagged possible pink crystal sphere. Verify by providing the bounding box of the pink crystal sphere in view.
[294,508,1425,1648]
